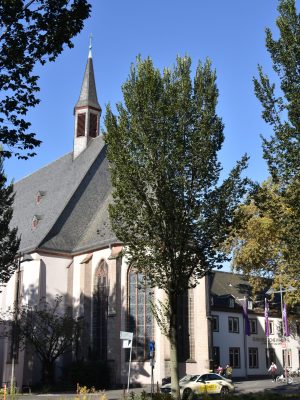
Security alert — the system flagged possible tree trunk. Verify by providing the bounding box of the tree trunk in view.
[42,360,55,387]
[169,291,180,399]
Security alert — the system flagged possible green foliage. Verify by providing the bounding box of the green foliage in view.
[253,0,300,183]
[228,0,300,303]
[105,55,248,399]
[105,55,248,295]
[0,156,20,284]
[0,0,91,159]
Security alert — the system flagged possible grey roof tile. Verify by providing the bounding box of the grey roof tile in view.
[11,136,115,254]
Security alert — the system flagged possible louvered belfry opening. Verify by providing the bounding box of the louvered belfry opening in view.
[77,113,86,137]
[89,113,98,138]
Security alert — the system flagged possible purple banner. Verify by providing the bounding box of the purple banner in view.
[283,303,290,337]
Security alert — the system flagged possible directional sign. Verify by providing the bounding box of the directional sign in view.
[120,331,133,340]
[123,340,133,348]
[149,340,155,352]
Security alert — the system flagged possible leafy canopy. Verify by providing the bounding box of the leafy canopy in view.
[0,0,91,159]
[105,55,248,294]
[0,155,20,285]
[228,0,300,304]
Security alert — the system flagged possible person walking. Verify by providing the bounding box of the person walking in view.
[268,361,277,381]
[225,364,233,379]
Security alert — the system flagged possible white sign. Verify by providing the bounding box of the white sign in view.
[120,331,133,340]
[123,340,133,348]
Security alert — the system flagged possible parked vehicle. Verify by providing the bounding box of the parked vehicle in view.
[160,374,200,394]
[181,373,235,399]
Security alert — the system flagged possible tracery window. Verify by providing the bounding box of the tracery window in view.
[92,260,108,360]
[128,269,153,360]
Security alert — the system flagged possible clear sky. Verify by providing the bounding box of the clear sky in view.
[4,0,297,183]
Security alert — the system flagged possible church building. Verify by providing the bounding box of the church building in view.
[0,47,211,389]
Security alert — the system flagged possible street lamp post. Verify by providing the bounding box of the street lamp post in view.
[266,284,296,383]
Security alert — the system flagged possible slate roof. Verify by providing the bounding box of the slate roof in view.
[11,136,117,255]
[210,270,252,299]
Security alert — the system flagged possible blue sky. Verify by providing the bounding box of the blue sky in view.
[4,0,296,183]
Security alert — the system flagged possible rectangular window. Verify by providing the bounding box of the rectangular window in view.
[266,348,276,368]
[250,319,257,334]
[229,347,240,368]
[228,317,239,333]
[296,322,300,336]
[212,315,219,332]
[229,298,235,308]
[77,113,86,137]
[269,320,274,335]
[89,113,98,138]
[283,349,292,368]
[249,348,259,368]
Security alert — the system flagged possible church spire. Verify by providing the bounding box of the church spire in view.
[73,36,101,159]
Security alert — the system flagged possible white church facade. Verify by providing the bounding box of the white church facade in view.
[0,49,211,389]
[0,48,299,390]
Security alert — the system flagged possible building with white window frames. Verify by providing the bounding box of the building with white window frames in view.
[210,271,300,377]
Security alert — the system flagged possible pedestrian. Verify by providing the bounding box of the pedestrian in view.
[216,365,223,375]
[268,361,277,382]
[225,364,233,379]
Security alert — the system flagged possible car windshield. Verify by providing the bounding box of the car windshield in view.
[190,375,199,382]
[180,375,192,383]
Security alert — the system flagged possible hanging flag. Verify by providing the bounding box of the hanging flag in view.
[265,298,269,337]
[283,303,290,337]
[242,299,251,336]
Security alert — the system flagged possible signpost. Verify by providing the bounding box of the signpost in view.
[120,331,133,393]
[149,340,155,399]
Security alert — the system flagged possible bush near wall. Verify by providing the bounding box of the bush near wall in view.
[62,360,111,390]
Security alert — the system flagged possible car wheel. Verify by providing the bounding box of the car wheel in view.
[182,388,193,400]
[220,386,229,397]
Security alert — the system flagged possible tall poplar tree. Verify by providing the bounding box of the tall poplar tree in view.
[0,156,20,285]
[226,0,300,303]
[105,56,248,397]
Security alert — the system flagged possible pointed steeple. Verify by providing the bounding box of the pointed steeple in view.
[73,36,101,159]
[75,35,101,111]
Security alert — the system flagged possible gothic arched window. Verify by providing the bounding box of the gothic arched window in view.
[92,260,108,360]
[128,269,153,360]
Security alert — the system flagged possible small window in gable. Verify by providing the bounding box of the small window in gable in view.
[229,298,235,308]
[32,215,42,230]
[248,300,253,310]
[89,113,98,138]
[36,191,46,205]
[77,113,86,137]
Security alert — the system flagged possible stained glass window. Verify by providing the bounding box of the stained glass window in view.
[128,269,153,360]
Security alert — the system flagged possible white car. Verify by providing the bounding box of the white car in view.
[160,374,200,394]
[181,373,235,398]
